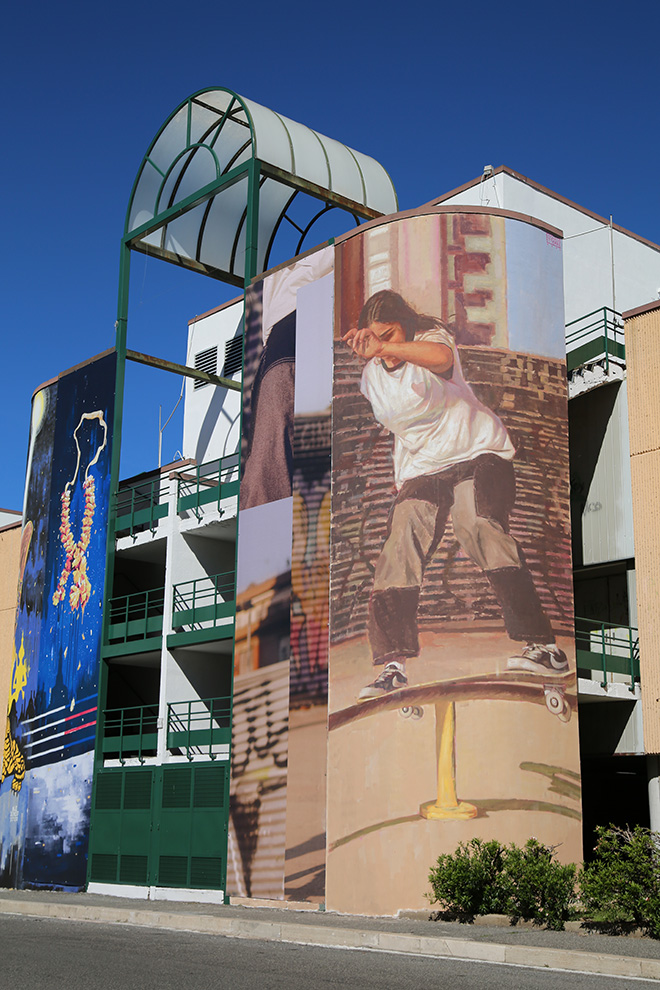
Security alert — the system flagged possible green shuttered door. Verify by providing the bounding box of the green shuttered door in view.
[89,763,228,890]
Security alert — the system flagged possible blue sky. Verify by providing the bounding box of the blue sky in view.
[2,0,659,509]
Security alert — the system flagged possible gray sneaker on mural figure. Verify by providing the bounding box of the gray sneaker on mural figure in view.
[358,661,408,700]
[507,643,569,675]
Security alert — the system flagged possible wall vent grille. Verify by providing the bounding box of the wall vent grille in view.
[95,773,122,810]
[191,856,223,888]
[123,769,153,810]
[193,765,226,809]
[162,766,192,808]
[159,855,188,887]
[120,855,148,884]
[222,337,243,378]
[194,346,217,389]
[91,853,118,883]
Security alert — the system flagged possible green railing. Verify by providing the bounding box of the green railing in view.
[172,572,236,631]
[575,616,639,691]
[167,697,231,760]
[566,307,625,374]
[102,704,159,762]
[115,476,169,537]
[106,587,165,645]
[176,453,240,517]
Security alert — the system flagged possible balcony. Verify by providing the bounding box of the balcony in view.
[175,454,240,518]
[566,307,625,374]
[575,616,639,693]
[104,587,165,657]
[115,476,169,538]
[101,704,159,762]
[100,696,231,764]
[167,697,231,760]
[168,572,236,648]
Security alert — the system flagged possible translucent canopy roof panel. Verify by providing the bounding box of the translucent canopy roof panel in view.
[125,87,398,285]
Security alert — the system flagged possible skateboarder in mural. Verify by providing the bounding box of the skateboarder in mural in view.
[342,289,568,700]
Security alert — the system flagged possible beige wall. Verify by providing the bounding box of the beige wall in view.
[0,523,21,729]
[626,302,660,753]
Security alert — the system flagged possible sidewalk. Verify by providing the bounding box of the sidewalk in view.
[1,889,660,981]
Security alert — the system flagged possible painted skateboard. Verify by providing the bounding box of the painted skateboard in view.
[329,669,576,822]
[331,668,576,731]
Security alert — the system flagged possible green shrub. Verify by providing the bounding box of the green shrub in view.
[428,837,576,929]
[505,838,577,931]
[428,838,509,920]
[579,825,660,938]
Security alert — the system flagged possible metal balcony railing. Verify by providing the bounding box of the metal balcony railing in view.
[106,587,165,645]
[171,572,236,632]
[102,704,159,762]
[115,476,170,537]
[175,453,240,518]
[167,697,231,760]
[575,616,639,692]
[565,307,625,374]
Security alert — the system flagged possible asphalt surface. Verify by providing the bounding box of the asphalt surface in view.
[1,889,660,982]
[2,915,659,990]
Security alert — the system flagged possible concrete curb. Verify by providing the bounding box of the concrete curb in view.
[1,898,659,981]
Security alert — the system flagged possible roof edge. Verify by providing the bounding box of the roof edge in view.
[0,519,22,534]
[32,348,116,400]
[188,293,244,325]
[623,299,660,320]
[334,203,563,245]
[430,166,660,255]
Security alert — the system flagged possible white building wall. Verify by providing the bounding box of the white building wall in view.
[581,380,634,565]
[442,172,660,321]
[183,299,243,466]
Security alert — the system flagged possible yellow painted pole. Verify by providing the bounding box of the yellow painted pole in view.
[420,700,477,820]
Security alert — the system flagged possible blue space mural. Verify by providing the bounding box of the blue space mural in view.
[0,351,115,890]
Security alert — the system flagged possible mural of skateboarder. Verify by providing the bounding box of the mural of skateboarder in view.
[342,289,568,700]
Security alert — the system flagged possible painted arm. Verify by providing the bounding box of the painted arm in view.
[342,327,453,374]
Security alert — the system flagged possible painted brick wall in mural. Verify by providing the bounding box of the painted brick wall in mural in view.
[231,250,333,902]
[326,213,581,916]
[0,352,115,890]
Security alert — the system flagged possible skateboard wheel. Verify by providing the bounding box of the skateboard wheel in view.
[558,700,572,723]
[399,707,413,719]
[411,706,424,720]
[544,687,564,717]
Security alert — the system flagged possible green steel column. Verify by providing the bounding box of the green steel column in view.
[87,240,131,887]
[244,159,261,285]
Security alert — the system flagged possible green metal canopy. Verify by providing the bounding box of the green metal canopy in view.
[124,87,398,286]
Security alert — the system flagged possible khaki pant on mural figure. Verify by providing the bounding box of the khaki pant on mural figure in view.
[368,453,555,665]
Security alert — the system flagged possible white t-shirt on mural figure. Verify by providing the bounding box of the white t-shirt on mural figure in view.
[360,327,515,490]
[262,248,334,342]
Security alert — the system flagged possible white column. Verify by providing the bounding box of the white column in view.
[647,753,660,832]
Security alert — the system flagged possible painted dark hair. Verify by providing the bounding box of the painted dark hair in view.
[357,290,445,341]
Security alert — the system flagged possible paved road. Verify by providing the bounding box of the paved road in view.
[1,915,657,989]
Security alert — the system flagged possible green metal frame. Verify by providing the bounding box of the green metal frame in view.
[115,476,169,537]
[102,704,159,762]
[172,572,236,629]
[167,697,232,760]
[175,454,240,517]
[566,307,625,373]
[89,87,393,890]
[574,616,639,691]
[103,587,165,656]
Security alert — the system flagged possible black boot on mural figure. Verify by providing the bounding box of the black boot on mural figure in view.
[368,586,420,665]
[485,565,568,673]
